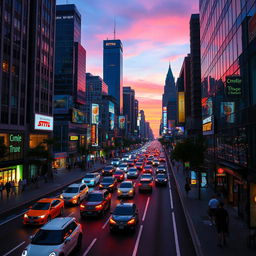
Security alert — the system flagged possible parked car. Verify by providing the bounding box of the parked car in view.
[60,183,88,205]
[23,198,64,225]
[117,181,135,198]
[22,217,83,256]
[82,173,100,187]
[80,190,111,217]
[109,203,139,232]
[102,165,115,176]
[99,177,117,192]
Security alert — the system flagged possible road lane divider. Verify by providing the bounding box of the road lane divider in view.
[102,216,110,229]
[142,197,150,222]
[132,225,143,256]
[172,212,181,256]
[83,238,97,256]
[3,241,25,256]
[0,210,27,227]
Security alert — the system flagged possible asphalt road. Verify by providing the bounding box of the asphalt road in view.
[0,141,196,256]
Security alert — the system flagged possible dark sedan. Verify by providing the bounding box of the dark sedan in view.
[99,177,117,192]
[127,168,139,179]
[109,203,139,232]
[135,162,144,171]
[155,173,168,186]
[102,166,115,176]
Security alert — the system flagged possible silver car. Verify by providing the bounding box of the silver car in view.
[117,181,135,198]
[22,217,83,256]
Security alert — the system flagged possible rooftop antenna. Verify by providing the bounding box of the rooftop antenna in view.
[114,18,116,40]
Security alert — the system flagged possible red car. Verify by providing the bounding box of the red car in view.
[80,190,111,217]
[113,170,125,182]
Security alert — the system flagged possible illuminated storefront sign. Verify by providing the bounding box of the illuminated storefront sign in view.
[119,116,125,129]
[91,124,98,146]
[72,108,86,124]
[69,136,79,141]
[178,92,185,123]
[220,102,235,123]
[202,116,214,135]
[109,102,115,130]
[226,76,242,97]
[162,107,167,129]
[91,104,99,124]
[35,114,53,131]
[9,134,23,153]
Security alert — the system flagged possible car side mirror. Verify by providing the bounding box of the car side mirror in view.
[65,237,71,244]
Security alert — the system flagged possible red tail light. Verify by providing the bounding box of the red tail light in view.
[138,183,142,186]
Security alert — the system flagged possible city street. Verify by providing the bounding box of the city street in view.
[0,142,195,256]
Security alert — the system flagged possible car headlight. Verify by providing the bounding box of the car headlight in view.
[73,195,78,199]
[39,215,46,219]
[128,189,133,194]
[90,180,94,183]
[24,214,28,218]
[22,249,28,256]
[117,189,121,194]
[164,179,167,181]
[49,252,57,256]
[60,195,63,199]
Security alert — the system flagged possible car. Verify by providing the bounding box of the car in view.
[111,158,120,167]
[135,161,144,171]
[102,165,115,176]
[82,173,101,187]
[152,159,160,167]
[127,168,139,179]
[22,217,83,256]
[60,183,89,205]
[155,173,168,186]
[118,163,128,172]
[121,154,130,161]
[156,165,167,174]
[159,156,166,162]
[109,203,139,232]
[113,170,125,182]
[127,160,135,167]
[99,177,117,192]
[138,178,153,193]
[80,190,111,217]
[140,174,153,181]
[146,159,153,165]
[117,181,135,198]
[143,165,153,174]
[23,198,64,225]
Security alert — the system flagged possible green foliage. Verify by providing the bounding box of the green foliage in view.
[171,137,206,168]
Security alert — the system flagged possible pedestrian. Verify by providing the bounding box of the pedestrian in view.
[184,182,191,196]
[208,195,220,225]
[0,182,4,199]
[11,180,16,196]
[18,179,23,195]
[215,202,229,247]
[5,181,11,198]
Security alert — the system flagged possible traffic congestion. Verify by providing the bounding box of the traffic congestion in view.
[0,141,195,256]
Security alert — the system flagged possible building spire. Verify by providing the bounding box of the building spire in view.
[114,18,116,40]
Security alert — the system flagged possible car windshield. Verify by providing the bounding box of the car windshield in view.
[113,159,119,161]
[114,206,134,215]
[104,167,113,170]
[32,229,63,245]
[64,187,79,193]
[129,168,137,172]
[120,183,132,188]
[136,163,142,165]
[157,174,167,178]
[87,193,103,202]
[102,177,114,183]
[32,202,50,210]
[115,171,123,175]
[145,166,151,169]
[84,174,95,178]
[120,164,127,167]
[141,175,152,179]
[140,180,151,184]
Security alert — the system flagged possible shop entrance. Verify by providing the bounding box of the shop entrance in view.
[0,165,23,185]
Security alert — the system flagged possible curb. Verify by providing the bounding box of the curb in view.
[165,148,204,256]
[0,166,103,219]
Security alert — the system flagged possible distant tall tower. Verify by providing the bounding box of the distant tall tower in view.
[103,39,123,114]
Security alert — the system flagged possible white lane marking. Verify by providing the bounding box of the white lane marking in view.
[142,197,150,222]
[3,241,25,256]
[0,210,27,227]
[132,225,143,256]
[172,212,181,256]
[169,188,174,209]
[102,216,110,229]
[83,238,97,256]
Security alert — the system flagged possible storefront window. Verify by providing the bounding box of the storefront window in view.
[29,134,48,148]
[0,165,23,185]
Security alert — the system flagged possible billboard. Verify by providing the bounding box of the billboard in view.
[162,106,167,129]
[225,76,242,98]
[34,114,53,131]
[54,95,71,114]
[202,116,214,135]
[109,102,115,130]
[71,109,86,124]
[178,92,185,123]
[201,97,213,117]
[220,102,235,123]
[91,104,99,124]
[119,116,125,129]
[91,124,98,146]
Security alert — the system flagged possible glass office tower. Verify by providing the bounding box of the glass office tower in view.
[103,40,123,114]
[200,0,256,227]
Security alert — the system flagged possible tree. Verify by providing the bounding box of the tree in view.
[171,137,205,168]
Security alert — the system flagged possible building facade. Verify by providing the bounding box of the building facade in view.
[54,4,86,168]
[200,0,256,227]
[103,39,123,114]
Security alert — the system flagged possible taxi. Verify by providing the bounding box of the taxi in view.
[23,198,64,225]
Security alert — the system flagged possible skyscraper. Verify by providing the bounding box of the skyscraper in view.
[54,4,86,167]
[123,87,135,135]
[103,40,123,113]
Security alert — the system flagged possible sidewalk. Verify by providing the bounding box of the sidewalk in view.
[0,161,106,217]
[170,160,255,256]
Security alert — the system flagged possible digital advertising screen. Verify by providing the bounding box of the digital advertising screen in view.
[119,116,125,129]
[91,104,99,124]
[220,102,235,123]
[71,109,86,124]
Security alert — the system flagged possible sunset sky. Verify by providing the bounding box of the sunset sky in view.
[57,0,198,137]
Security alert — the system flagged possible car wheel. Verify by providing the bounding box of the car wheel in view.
[77,197,80,205]
[75,234,83,251]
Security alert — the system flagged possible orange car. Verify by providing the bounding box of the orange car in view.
[23,198,64,225]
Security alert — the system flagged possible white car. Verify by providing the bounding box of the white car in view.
[111,158,120,166]
[22,217,82,256]
[117,181,135,198]
[60,183,88,205]
[82,173,100,187]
